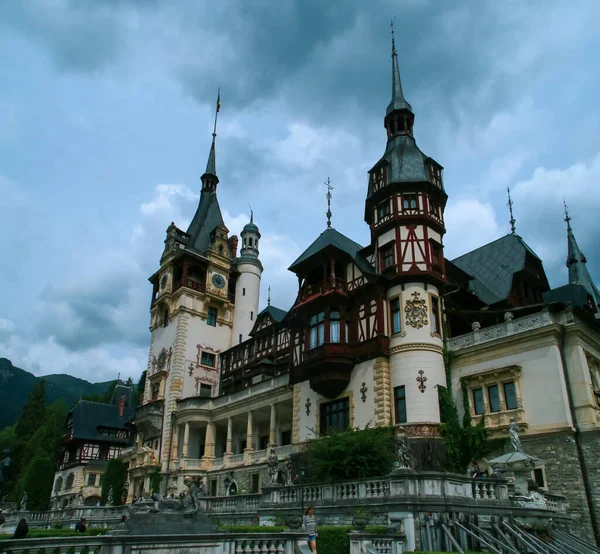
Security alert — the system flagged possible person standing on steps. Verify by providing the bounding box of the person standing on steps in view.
[302,506,318,554]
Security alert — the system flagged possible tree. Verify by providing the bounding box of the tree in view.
[21,455,55,510]
[135,371,147,406]
[306,426,396,482]
[101,459,127,506]
[23,401,67,464]
[0,425,15,454]
[4,380,47,497]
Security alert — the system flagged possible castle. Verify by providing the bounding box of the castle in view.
[120,32,600,542]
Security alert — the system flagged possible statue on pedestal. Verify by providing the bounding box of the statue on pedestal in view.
[394,432,412,469]
[183,477,199,516]
[282,457,293,486]
[20,492,28,511]
[267,447,279,484]
[509,418,523,452]
[75,488,85,507]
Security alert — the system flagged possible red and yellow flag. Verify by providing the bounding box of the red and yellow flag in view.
[216,89,221,113]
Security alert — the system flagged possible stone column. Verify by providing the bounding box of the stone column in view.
[170,424,180,460]
[244,411,254,462]
[182,422,190,458]
[225,417,233,462]
[269,404,277,446]
[201,422,216,470]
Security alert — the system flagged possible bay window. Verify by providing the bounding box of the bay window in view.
[330,311,341,343]
[309,312,325,349]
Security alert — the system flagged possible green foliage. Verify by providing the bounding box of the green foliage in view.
[363,526,388,534]
[81,546,89,554]
[35,549,45,554]
[21,456,55,510]
[0,425,15,453]
[306,426,396,482]
[135,371,147,406]
[317,526,351,554]
[24,401,67,463]
[218,526,286,533]
[101,459,127,506]
[66,546,75,554]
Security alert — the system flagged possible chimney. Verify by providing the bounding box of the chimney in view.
[229,235,239,258]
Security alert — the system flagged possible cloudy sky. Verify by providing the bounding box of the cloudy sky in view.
[1,0,599,383]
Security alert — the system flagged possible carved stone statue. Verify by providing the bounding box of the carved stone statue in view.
[20,492,28,511]
[472,321,481,331]
[509,418,523,452]
[75,487,85,507]
[394,432,412,469]
[183,477,199,516]
[504,311,514,322]
[282,457,293,486]
[267,447,279,484]
[107,486,114,506]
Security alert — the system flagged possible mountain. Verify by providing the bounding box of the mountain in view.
[0,358,113,430]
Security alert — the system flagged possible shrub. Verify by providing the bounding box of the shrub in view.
[306,427,395,482]
[218,526,286,533]
[317,526,351,554]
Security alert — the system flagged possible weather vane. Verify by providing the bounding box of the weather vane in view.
[267,286,271,306]
[325,176,334,228]
[390,17,397,51]
[563,198,571,225]
[249,204,253,222]
[507,186,516,234]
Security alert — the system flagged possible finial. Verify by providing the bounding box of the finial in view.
[213,87,221,138]
[507,186,516,234]
[564,198,572,229]
[249,204,253,223]
[268,286,271,306]
[390,17,397,56]
[325,176,334,229]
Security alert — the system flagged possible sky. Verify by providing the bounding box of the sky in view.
[1,0,599,383]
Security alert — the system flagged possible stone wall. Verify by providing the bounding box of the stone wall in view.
[578,429,600,543]
[522,432,595,543]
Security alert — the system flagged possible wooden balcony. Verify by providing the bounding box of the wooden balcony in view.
[291,342,353,399]
[172,279,206,294]
[297,277,347,303]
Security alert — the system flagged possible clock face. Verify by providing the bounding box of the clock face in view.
[160,275,168,290]
[212,273,226,289]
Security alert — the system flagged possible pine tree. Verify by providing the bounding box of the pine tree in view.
[101,459,127,506]
[21,455,55,510]
[4,380,47,497]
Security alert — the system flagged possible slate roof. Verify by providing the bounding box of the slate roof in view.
[185,191,226,255]
[387,40,413,115]
[366,135,442,201]
[288,228,376,275]
[258,305,288,323]
[70,384,134,443]
[452,234,542,305]
[543,283,599,315]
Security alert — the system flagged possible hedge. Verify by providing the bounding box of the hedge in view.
[218,526,286,533]
[0,528,109,539]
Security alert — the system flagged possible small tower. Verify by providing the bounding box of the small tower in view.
[232,212,263,344]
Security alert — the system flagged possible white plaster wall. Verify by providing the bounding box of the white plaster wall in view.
[377,229,395,246]
[428,229,442,243]
[298,381,319,442]
[232,262,262,344]
[388,283,445,424]
[452,343,573,434]
[389,348,445,423]
[346,360,375,428]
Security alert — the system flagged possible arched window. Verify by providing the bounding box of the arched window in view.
[218,244,224,256]
[249,237,253,248]
[163,308,169,327]
[152,382,160,400]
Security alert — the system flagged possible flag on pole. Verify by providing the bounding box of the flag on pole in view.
[216,89,221,113]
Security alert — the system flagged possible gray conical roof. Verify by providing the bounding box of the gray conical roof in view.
[566,216,600,309]
[386,37,412,116]
[204,135,216,176]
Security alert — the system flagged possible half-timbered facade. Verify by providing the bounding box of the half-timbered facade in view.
[129,30,600,540]
[51,385,135,508]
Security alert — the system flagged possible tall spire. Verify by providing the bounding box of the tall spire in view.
[201,89,221,193]
[387,18,412,116]
[564,200,600,309]
[507,186,516,234]
[325,176,334,229]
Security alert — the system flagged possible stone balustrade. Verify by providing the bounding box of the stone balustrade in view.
[209,493,261,513]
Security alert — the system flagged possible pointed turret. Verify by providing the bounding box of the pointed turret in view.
[565,203,600,310]
[201,133,219,193]
[386,29,413,116]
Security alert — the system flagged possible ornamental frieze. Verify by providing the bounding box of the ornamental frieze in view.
[405,291,428,329]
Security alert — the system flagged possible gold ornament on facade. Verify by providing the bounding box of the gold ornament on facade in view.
[405,291,428,328]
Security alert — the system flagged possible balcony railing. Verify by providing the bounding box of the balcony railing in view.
[172,279,206,294]
[297,277,346,302]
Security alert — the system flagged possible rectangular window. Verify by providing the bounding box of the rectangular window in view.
[431,242,442,267]
[381,244,394,270]
[199,383,212,398]
[251,311,254,320]
[207,307,217,326]
[243,288,246,296]
[330,310,340,343]
[402,194,418,211]
[87,474,96,487]
[345,322,349,343]
[309,312,325,349]
[259,435,269,450]
[488,385,501,413]
[239,440,247,453]
[281,430,291,446]
[533,468,546,488]
[390,298,401,334]
[239,334,242,344]
[473,388,485,415]
[504,381,518,410]
[378,201,390,220]
[200,352,216,367]
[152,382,160,400]
[251,473,260,494]
[98,474,104,488]
[429,200,440,217]
[394,386,407,424]
[431,296,441,335]
[320,397,350,434]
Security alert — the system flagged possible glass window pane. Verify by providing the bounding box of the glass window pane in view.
[317,312,325,323]
[345,322,349,343]
[330,310,340,320]
[395,386,407,423]
[504,381,518,410]
[318,323,324,346]
[393,311,401,334]
[310,315,316,325]
[330,321,340,343]
[488,385,500,413]
[473,388,485,415]
[310,327,317,349]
